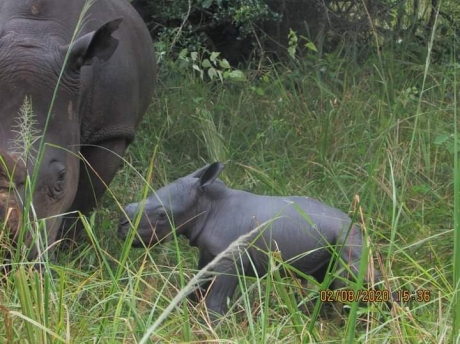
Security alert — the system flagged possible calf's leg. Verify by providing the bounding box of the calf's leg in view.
[204,260,240,322]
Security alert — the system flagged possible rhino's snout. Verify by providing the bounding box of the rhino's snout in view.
[118,198,173,247]
[118,202,158,248]
[124,203,138,217]
[118,216,130,233]
[118,203,137,237]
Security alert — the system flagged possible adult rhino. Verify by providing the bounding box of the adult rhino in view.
[0,0,156,260]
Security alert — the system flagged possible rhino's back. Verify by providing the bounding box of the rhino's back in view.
[206,191,352,246]
[204,191,354,267]
[225,191,352,231]
[240,192,357,275]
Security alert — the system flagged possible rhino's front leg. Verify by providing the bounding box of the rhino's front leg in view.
[59,139,128,242]
[205,260,240,322]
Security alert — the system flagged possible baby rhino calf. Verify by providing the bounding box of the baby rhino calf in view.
[118,162,387,319]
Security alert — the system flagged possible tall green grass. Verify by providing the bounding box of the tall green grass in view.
[452,46,460,343]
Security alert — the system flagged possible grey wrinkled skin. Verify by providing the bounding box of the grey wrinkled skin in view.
[0,0,156,260]
[119,163,386,319]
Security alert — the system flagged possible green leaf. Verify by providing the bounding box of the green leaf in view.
[447,142,460,155]
[288,46,296,59]
[177,59,189,70]
[179,48,189,59]
[208,67,217,80]
[191,51,198,61]
[217,70,223,83]
[227,70,246,81]
[201,0,214,8]
[434,133,450,145]
[305,42,318,52]
[202,59,212,68]
[288,29,298,43]
[250,86,265,96]
[219,59,231,69]
[210,51,220,63]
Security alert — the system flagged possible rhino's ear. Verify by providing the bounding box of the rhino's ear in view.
[199,162,225,188]
[63,18,123,68]
[188,164,210,178]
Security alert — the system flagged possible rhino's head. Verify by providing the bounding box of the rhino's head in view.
[0,1,122,257]
[118,163,226,247]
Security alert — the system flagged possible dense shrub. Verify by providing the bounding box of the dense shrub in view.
[132,0,460,65]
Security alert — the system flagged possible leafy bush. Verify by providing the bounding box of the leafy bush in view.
[133,0,460,65]
[133,0,280,64]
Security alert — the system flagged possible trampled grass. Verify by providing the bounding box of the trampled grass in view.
[0,52,457,342]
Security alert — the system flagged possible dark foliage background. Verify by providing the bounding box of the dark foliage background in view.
[131,0,459,64]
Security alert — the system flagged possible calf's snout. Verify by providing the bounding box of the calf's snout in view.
[117,202,139,237]
[124,203,139,218]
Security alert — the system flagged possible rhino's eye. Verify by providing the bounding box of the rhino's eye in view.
[54,169,66,192]
[157,211,167,221]
[49,162,66,199]
[58,169,66,181]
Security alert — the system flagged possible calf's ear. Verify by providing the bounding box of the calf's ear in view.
[189,164,211,178]
[199,162,224,188]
